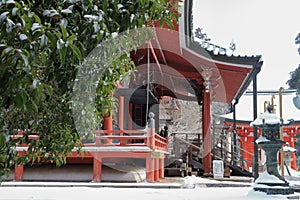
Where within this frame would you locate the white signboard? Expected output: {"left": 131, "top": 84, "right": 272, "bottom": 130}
{"left": 213, "top": 160, "right": 224, "bottom": 179}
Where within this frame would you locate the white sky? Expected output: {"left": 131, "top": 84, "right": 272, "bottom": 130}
{"left": 193, "top": 0, "right": 300, "bottom": 90}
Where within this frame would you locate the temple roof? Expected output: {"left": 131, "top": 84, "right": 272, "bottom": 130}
{"left": 128, "top": 0, "right": 263, "bottom": 107}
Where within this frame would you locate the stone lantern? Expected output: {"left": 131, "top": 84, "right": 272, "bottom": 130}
{"left": 283, "top": 143, "right": 296, "bottom": 170}
{"left": 250, "top": 107, "right": 294, "bottom": 195}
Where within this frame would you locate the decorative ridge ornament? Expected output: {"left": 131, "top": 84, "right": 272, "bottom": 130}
{"left": 201, "top": 68, "right": 212, "bottom": 92}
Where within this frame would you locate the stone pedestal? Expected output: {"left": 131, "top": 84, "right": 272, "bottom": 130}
{"left": 254, "top": 140, "right": 294, "bottom": 195}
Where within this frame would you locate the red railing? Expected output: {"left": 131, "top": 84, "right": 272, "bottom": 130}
{"left": 154, "top": 133, "right": 168, "bottom": 151}
{"left": 84, "top": 129, "right": 168, "bottom": 151}
{"left": 12, "top": 129, "right": 168, "bottom": 152}
{"left": 92, "top": 129, "right": 148, "bottom": 146}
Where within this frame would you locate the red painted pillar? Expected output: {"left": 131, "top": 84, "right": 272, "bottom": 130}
{"left": 148, "top": 128, "right": 155, "bottom": 149}
{"left": 127, "top": 103, "right": 133, "bottom": 144}
{"left": 147, "top": 113, "right": 155, "bottom": 149}
{"left": 146, "top": 155, "right": 155, "bottom": 183}
{"left": 14, "top": 164, "right": 24, "bottom": 181}
{"left": 103, "top": 114, "right": 113, "bottom": 144}
{"left": 104, "top": 114, "right": 113, "bottom": 130}
{"left": 14, "top": 151, "right": 24, "bottom": 181}
{"left": 159, "top": 157, "right": 165, "bottom": 179}
{"left": 119, "top": 96, "right": 124, "bottom": 130}
{"left": 154, "top": 158, "right": 159, "bottom": 181}
{"left": 244, "top": 136, "right": 254, "bottom": 170}
{"left": 93, "top": 153, "right": 102, "bottom": 182}
{"left": 128, "top": 103, "right": 133, "bottom": 130}
{"left": 119, "top": 96, "right": 125, "bottom": 145}
{"left": 203, "top": 89, "right": 212, "bottom": 176}
{"left": 290, "top": 137, "right": 297, "bottom": 170}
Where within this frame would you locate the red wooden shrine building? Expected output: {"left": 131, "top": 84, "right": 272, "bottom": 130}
{"left": 12, "top": 0, "right": 263, "bottom": 182}
{"left": 223, "top": 119, "right": 299, "bottom": 172}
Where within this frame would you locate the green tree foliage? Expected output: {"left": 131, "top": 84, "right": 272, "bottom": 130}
{"left": 0, "top": 0, "right": 178, "bottom": 179}
{"left": 287, "top": 33, "right": 300, "bottom": 90}
{"left": 287, "top": 65, "right": 300, "bottom": 90}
